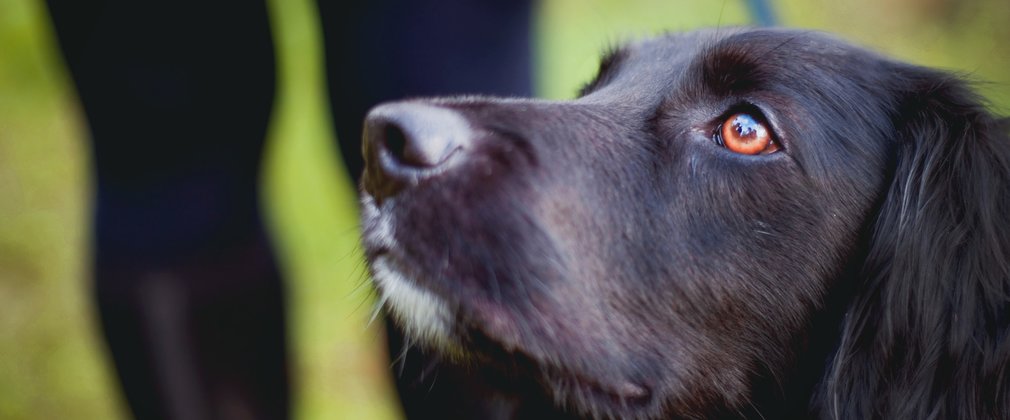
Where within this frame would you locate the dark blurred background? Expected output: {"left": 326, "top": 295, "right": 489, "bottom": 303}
{"left": 0, "top": 0, "right": 1006, "bottom": 418}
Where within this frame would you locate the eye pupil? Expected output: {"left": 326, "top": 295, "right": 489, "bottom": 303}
{"left": 719, "top": 112, "right": 777, "bottom": 155}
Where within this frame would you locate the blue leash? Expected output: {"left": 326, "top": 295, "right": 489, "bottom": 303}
{"left": 746, "top": 0, "right": 778, "bottom": 26}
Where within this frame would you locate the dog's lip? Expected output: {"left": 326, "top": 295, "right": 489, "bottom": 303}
{"left": 368, "top": 247, "right": 521, "bottom": 342}
{"left": 365, "top": 246, "right": 391, "bottom": 261}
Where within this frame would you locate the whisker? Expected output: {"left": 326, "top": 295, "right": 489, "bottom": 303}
{"left": 394, "top": 335, "right": 413, "bottom": 378}
{"left": 367, "top": 294, "right": 389, "bottom": 328}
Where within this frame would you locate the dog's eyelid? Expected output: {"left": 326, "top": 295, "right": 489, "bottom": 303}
{"left": 749, "top": 104, "right": 793, "bottom": 153}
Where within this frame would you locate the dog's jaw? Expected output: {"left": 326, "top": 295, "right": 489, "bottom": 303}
{"left": 371, "top": 255, "right": 456, "bottom": 353}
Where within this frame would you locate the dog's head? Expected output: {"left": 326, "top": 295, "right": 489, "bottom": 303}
{"left": 360, "top": 28, "right": 1010, "bottom": 419}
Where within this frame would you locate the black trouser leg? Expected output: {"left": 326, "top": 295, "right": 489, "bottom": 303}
{"left": 45, "top": 1, "right": 288, "bottom": 418}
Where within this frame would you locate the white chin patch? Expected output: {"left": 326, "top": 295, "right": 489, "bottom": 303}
{"left": 372, "top": 256, "right": 455, "bottom": 352}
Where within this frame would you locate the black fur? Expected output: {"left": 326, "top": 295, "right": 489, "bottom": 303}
{"left": 359, "top": 28, "right": 1010, "bottom": 419}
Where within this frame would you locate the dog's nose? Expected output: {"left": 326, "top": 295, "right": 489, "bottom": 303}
{"left": 362, "top": 102, "right": 473, "bottom": 202}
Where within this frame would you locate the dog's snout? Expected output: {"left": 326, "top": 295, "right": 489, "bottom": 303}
{"left": 362, "top": 102, "right": 472, "bottom": 201}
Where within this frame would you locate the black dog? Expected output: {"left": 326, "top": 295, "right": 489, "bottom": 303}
{"left": 359, "top": 28, "right": 1010, "bottom": 419}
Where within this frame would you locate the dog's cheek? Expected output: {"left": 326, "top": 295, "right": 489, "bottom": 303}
{"left": 603, "top": 156, "right": 839, "bottom": 404}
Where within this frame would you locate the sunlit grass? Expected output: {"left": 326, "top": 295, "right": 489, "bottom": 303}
{"left": 263, "top": 0, "right": 400, "bottom": 418}
{"left": 0, "top": 0, "right": 122, "bottom": 418}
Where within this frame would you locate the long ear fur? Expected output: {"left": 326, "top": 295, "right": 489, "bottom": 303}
{"left": 820, "top": 68, "right": 1010, "bottom": 419}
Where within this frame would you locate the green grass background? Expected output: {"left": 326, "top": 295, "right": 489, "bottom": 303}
{"left": 0, "top": 0, "right": 1006, "bottom": 418}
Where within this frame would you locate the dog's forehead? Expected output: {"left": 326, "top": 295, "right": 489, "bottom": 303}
{"left": 602, "top": 29, "right": 737, "bottom": 87}
{"left": 598, "top": 28, "right": 864, "bottom": 94}
{"left": 625, "top": 28, "right": 738, "bottom": 61}
{"left": 575, "top": 34, "right": 703, "bottom": 105}
{"left": 580, "top": 29, "right": 794, "bottom": 103}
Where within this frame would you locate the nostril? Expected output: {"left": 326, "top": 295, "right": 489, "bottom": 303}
{"left": 383, "top": 124, "right": 422, "bottom": 168}
{"left": 381, "top": 119, "right": 464, "bottom": 170}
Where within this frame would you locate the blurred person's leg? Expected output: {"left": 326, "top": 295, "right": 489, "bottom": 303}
{"left": 45, "top": 1, "right": 288, "bottom": 419}
{"left": 316, "top": 0, "right": 537, "bottom": 417}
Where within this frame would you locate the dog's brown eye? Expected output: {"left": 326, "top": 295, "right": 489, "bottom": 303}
{"left": 718, "top": 113, "right": 778, "bottom": 155}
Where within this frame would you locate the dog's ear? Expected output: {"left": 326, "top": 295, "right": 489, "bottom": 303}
{"left": 821, "top": 67, "right": 1010, "bottom": 419}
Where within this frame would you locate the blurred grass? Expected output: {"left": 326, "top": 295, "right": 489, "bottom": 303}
{"left": 262, "top": 0, "right": 399, "bottom": 419}
{"left": 776, "top": 0, "right": 1010, "bottom": 111}
{"left": 0, "top": 0, "right": 1006, "bottom": 419}
{"left": 536, "top": 0, "right": 749, "bottom": 99}
{"left": 0, "top": 0, "right": 121, "bottom": 418}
